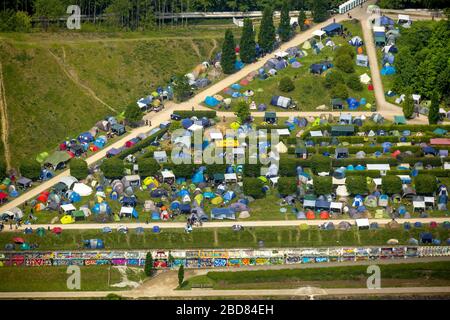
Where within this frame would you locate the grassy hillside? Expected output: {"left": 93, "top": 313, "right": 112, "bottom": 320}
{"left": 0, "top": 31, "right": 223, "bottom": 167}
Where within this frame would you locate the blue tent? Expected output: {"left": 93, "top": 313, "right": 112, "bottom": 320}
{"left": 203, "top": 192, "right": 215, "bottom": 199}
{"left": 192, "top": 171, "right": 204, "bottom": 184}
{"left": 379, "top": 15, "right": 394, "bottom": 26}
{"left": 152, "top": 226, "right": 160, "bottom": 233}
{"left": 180, "top": 203, "right": 191, "bottom": 214}
{"left": 40, "top": 169, "right": 54, "bottom": 181}
{"left": 121, "top": 196, "right": 137, "bottom": 207}
{"left": 235, "top": 60, "right": 244, "bottom": 70}
{"left": 179, "top": 189, "right": 190, "bottom": 197}
{"left": 231, "top": 83, "right": 241, "bottom": 90}
{"left": 223, "top": 191, "right": 236, "bottom": 202}
{"left": 347, "top": 98, "right": 360, "bottom": 109}
{"left": 383, "top": 53, "right": 395, "bottom": 65}
{"left": 355, "top": 165, "right": 365, "bottom": 171}
{"left": 92, "top": 202, "right": 112, "bottom": 215}
{"left": 110, "top": 191, "right": 119, "bottom": 201}
{"left": 78, "top": 132, "right": 94, "bottom": 143}
{"left": 69, "top": 192, "right": 81, "bottom": 203}
{"left": 211, "top": 207, "right": 236, "bottom": 220}
{"left": 151, "top": 212, "right": 160, "bottom": 220}
{"left": 381, "top": 66, "right": 396, "bottom": 75}
{"left": 181, "top": 118, "right": 193, "bottom": 129}
{"left": 204, "top": 96, "right": 220, "bottom": 107}
{"left": 170, "top": 201, "right": 180, "bottom": 210}
{"left": 423, "top": 146, "right": 437, "bottom": 156}
{"left": 84, "top": 239, "right": 104, "bottom": 249}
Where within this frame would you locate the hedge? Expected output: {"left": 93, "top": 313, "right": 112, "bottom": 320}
{"left": 278, "top": 177, "right": 298, "bottom": 196}
{"left": 312, "top": 176, "right": 332, "bottom": 195}
{"left": 381, "top": 176, "right": 402, "bottom": 195}
{"left": 346, "top": 176, "right": 368, "bottom": 195}
{"left": 310, "top": 154, "right": 332, "bottom": 173}
{"left": 172, "top": 111, "right": 217, "bottom": 119}
{"left": 118, "top": 128, "right": 168, "bottom": 160}
{"left": 19, "top": 159, "right": 41, "bottom": 181}
{"left": 100, "top": 158, "right": 125, "bottom": 179}
{"left": 243, "top": 178, "right": 265, "bottom": 199}
{"left": 414, "top": 174, "right": 437, "bottom": 195}
{"left": 137, "top": 158, "right": 161, "bottom": 178}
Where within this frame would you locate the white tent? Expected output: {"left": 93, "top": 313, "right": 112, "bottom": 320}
{"left": 413, "top": 200, "right": 425, "bottom": 211}
{"left": 367, "top": 164, "right": 390, "bottom": 171}
{"left": 224, "top": 173, "right": 237, "bottom": 183}
{"left": 360, "top": 73, "right": 371, "bottom": 84}
{"left": 312, "top": 30, "right": 326, "bottom": 40}
{"left": 161, "top": 170, "right": 175, "bottom": 182}
{"left": 60, "top": 176, "right": 78, "bottom": 189}
{"left": 188, "top": 123, "right": 203, "bottom": 132}
{"left": 330, "top": 202, "right": 343, "bottom": 213}
{"left": 310, "top": 131, "right": 323, "bottom": 137}
{"left": 275, "top": 141, "right": 288, "bottom": 153}
{"left": 332, "top": 177, "right": 346, "bottom": 185}
{"left": 72, "top": 183, "right": 93, "bottom": 197}
{"left": 336, "top": 185, "right": 349, "bottom": 197}
{"left": 276, "top": 129, "right": 290, "bottom": 136}
{"left": 120, "top": 206, "right": 134, "bottom": 216}
{"left": 274, "top": 51, "right": 289, "bottom": 59}
{"left": 61, "top": 203, "right": 76, "bottom": 213}
{"left": 356, "top": 218, "right": 370, "bottom": 229}
{"left": 209, "top": 131, "right": 223, "bottom": 141}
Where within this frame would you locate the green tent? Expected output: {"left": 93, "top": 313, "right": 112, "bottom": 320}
{"left": 36, "top": 152, "right": 49, "bottom": 164}
{"left": 331, "top": 125, "right": 355, "bottom": 136}
{"left": 36, "top": 227, "right": 45, "bottom": 237}
{"left": 213, "top": 173, "right": 225, "bottom": 182}
{"left": 72, "top": 210, "right": 86, "bottom": 221}
{"left": 45, "top": 151, "right": 71, "bottom": 169}
{"left": 394, "top": 115, "right": 406, "bottom": 125}
{"left": 433, "top": 128, "right": 447, "bottom": 135}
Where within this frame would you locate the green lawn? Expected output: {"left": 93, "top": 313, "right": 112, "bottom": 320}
{"left": 184, "top": 261, "right": 450, "bottom": 289}
{"left": 0, "top": 226, "right": 448, "bottom": 250}
{"left": 0, "top": 265, "right": 126, "bottom": 292}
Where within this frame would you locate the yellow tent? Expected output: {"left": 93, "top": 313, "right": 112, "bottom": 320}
{"left": 143, "top": 176, "right": 159, "bottom": 189}
{"left": 312, "top": 117, "right": 321, "bottom": 126}
{"left": 230, "top": 122, "right": 241, "bottom": 130}
{"left": 258, "top": 176, "right": 268, "bottom": 183}
{"left": 211, "top": 196, "right": 223, "bottom": 205}
{"left": 60, "top": 215, "right": 75, "bottom": 224}
{"left": 194, "top": 194, "right": 204, "bottom": 205}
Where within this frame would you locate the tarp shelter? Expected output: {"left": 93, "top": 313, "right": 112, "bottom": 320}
{"left": 111, "top": 124, "right": 126, "bottom": 136}
{"left": 61, "top": 203, "right": 76, "bottom": 214}
{"left": 322, "top": 23, "right": 343, "bottom": 36}
{"left": 72, "top": 183, "right": 92, "bottom": 197}
{"left": 312, "top": 30, "right": 326, "bottom": 40}
{"left": 224, "top": 173, "right": 237, "bottom": 183}
{"left": 44, "top": 151, "right": 71, "bottom": 170}
{"left": 122, "top": 175, "right": 141, "bottom": 188}
{"left": 356, "top": 218, "right": 370, "bottom": 230}
{"left": 378, "top": 15, "right": 394, "bottom": 26}
{"left": 264, "top": 112, "right": 277, "bottom": 123}
{"left": 331, "top": 125, "right": 354, "bottom": 136}
{"left": 331, "top": 98, "right": 344, "bottom": 110}
{"left": 270, "top": 96, "right": 292, "bottom": 109}
{"left": 211, "top": 208, "right": 235, "bottom": 220}
{"left": 17, "top": 177, "right": 32, "bottom": 189}
{"left": 394, "top": 115, "right": 406, "bottom": 125}
{"left": 153, "top": 151, "right": 168, "bottom": 163}
{"left": 356, "top": 54, "right": 368, "bottom": 67}
{"left": 161, "top": 170, "right": 175, "bottom": 183}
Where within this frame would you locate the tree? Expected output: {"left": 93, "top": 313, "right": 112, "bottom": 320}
{"left": 310, "top": 155, "right": 332, "bottom": 174}
{"left": 144, "top": 252, "right": 155, "bottom": 277}
{"left": 178, "top": 265, "right": 185, "bottom": 287}
{"left": 298, "top": 9, "right": 307, "bottom": 31}
{"left": 346, "top": 176, "right": 368, "bottom": 195}
{"left": 279, "top": 0, "right": 291, "bottom": 42}
{"left": 234, "top": 100, "right": 251, "bottom": 123}
{"left": 331, "top": 83, "right": 349, "bottom": 100}
{"left": 173, "top": 75, "right": 192, "bottom": 102}
{"left": 414, "top": 174, "right": 436, "bottom": 195}
{"left": 137, "top": 158, "right": 160, "bottom": 177}
{"left": 335, "top": 44, "right": 356, "bottom": 59}
{"left": 14, "top": 11, "right": 31, "bottom": 32}
{"left": 346, "top": 74, "right": 363, "bottom": 91}
{"left": 100, "top": 158, "right": 124, "bottom": 179}
{"left": 402, "top": 94, "right": 415, "bottom": 119}
{"left": 311, "top": 0, "right": 329, "bottom": 23}
{"left": 428, "top": 90, "right": 440, "bottom": 124}
{"left": 324, "top": 71, "right": 345, "bottom": 89}
{"left": 124, "top": 103, "right": 142, "bottom": 124}
{"left": 258, "top": 6, "right": 276, "bottom": 54}
{"left": 313, "top": 176, "right": 332, "bottom": 195}
{"left": 278, "top": 177, "right": 298, "bottom": 196}
{"left": 240, "top": 18, "right": 256, "bottom": 64}
{"left": 382, "top": 176, "right": 402, "bottom": 194}
{"left": 70, "top": 158, "right": 89, "bottom": 180}
{"left": 19, "top": 159, "right": 41, "bottom": 180}
{"left": 279, "top": 76, "right": 295, "bottom": 92}
{"left": 335, "top": 54, "right": 354, "bottom": 73}
{"left": 243, "top": 178, "right": 265, "bottom": 199}
{"left": 0, "top": 161, "right": 6, "bottom": 180}
{"left": 33, "top": 0, "right": 65, "bottom": 30}
{"left": 221, "top": 29, "right": 236, "bottom": 74}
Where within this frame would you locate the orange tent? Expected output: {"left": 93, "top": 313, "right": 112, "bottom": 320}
{"left": 320, "top": 211, "right": 330, "bottom": 219}
{"left": 306, "top": 210, "right": 315, "bottom": 220}
{"left": 357, "top": 47, "right": 363, "bottom": 54}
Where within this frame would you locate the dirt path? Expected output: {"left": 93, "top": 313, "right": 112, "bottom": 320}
{"left": 208, "top": 38, "right": 218, "bottom": 60}
{"left": 0, "top": 62, "right": 11, "bottom": 169}
{"left": 190, "top": 39, "right": 202, "bottom": 58}
{"left": 47, "top": 48, "right": 117, "bottom": 114}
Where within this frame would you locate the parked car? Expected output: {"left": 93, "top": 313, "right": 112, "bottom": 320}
{"left": 171, "top": 113, "right": 182, "bottom": 121}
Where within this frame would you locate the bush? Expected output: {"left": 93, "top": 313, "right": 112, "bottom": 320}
{"left": 324, "top": 71, "right": 345, "bottom": 89}
{"left": 330, "top": 83, "right": 349, "bottom": 100}
{"left": 346, "top": 73, "right": 363, "bottom": 91}
{"left": 278, "top": 177, "right": 298, "bottom": 196}
{"left": 19, "top": 159, "right": 41, "bottom": 180}
{"left": 0, "top": 161, "right": 6, "bottom": 180}
{"left": 137, "top": 158, "right": 160, "bottom": 178}
{"left": 335, "top": 54, "right": 354, "bottom": 73}
{"left": 414, "top": 174, "right": 437, "bottom": 195}
{"left": 346, "top": 176, "right": 368, "bottom": 195}
{"left": 243, "top": 178, "right": 265, "bottom": 199}
{"left": 403, "top": 94, "right": 415, "bottom": 119}
{"left": 69, "top": 158, "right": 89, "bottom": 180}
{"left": 381, "top": 176, "right": 402, "bottom": 195}
{"left": 100, "top": 158, "right": 124, "bottom": 179}
{"left": 243, "top": 164, "right": 262, "bottom": 177}
{"left": 164, "top": 163, "right": 196, "bottom": 178}
{"left": 310, "top": 154, "right": 332, "bottom": 174}
{"left": 313, "top": 176, "right": 332, "bottom": 195}
{"left": 335, "top": 44, "right": 356, "bottom": 59}
{"left": 124, "top": 103, "right": 142, "bottom": 124}
{"left": 279, "top": 76, "right": 295, "bottom": 92}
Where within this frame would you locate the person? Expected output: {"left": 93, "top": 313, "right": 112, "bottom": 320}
{"left": 333, "top": 18, "right": 336, "bottom": 23}
{"left": 149, "top": 120, "right": 152, "bottom": 126}
{"left": 192, "top": 106, "right": 195, "bottom": 111}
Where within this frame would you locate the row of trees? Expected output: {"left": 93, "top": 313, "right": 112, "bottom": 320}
{"left": 0, "top": 0, "right": 334, "bottom": 31}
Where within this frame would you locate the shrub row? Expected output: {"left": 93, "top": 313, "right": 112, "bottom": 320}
{"left": 118, "top": 128, "right": 168, "bottom": 160}
{"left": 172, "top": 110, "right": 217, "bottom": 118}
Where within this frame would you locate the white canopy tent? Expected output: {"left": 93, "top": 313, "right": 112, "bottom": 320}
{"left": 312, "top": 30, "right": 326, "bottom": 41}
{"left": 224, "top": 173, "right": 237, "bottom": 183}
{"left": 61, "top": 203, "right": 76, "bottom": 213}
{"left": 356, "top": 218, "right": 370, "bottom": 229}
{"left": 413, "top": 201, "right": 425, "bottom": 211}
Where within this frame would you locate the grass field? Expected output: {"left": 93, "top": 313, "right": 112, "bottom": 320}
{"left": 0, "top": 265, "right": 126, "bottom": 292}
{"left": 0, "top": 29, "right": 224, "bottom": 167}
{"left": 0, "top": 226, "right": 447, "bottom": 250}
{"left": 183, "top": 261, "right": 450, "bottom": 289}
{"left": 209, "top": 20, "right": 375, "bottom": 113}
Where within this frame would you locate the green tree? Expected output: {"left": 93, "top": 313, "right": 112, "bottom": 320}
{"left": 279, "top": 76, "right": 295, "bottom": 92}
{"left": 258, "top": 6, "right": 276, "bottom": 54}
{"left": 346, "top": 74, "right": 363, "bottom": 91}
{"left": 234, "top": 99, "right": 251, "bottom": 123}
{"left": 19, "top": 159, "right": 41, "bottom": 180}
{"left": 346, "top": 176, "right": 368, "bottom": 195}
{"left": 335, "top": 54, "right": 354, "bottom": 73}
{"left": 144, "top": 252, "right": 155, "bottom": 277}
{"left": 311, "top": 0, "right": 329, "bottom": 23}
{"left": 298, "top": 9, "right": 307, "bottom": 31}
{"left": 105, "top": 0, "right": 132, "bottom": 29}
{"left": 240, "top": 18, "right": 256, "bottom": 64}
{"left": 0, "top": 161, "right": 6, "bottom": 180}
{"left": 402, "top": 94, "right": 415, "bottom": 119}
{"left": 69, "top": 158, "right": 89, "bottom": 180}
{"left": 221, "top": 29, "right": 236, "bottom": 74}
{"left": 33, "top": 0, "right": 64, "bottom": 30}
{"left": 124, "top": 103, "right": 142, "bottom": 124}
{"left": 178, "top": 265, "right": 185, "bottom": 287}
{"left": 278, "top": 177, "right": 298, "bottom": 196}
{"left": 279, "top": 0, "right": 291, "bottom": 42}
{"left": 137, "top": 158, "right": 160, "bottom": 177}
{"left": 173, "top": 75, "right": 192, "bottom": 102}
{"left": 331, "top": 83, "right": 349, "bottom": 100}
{"left": 414, "top": 174, "right": 436, "bottom": 195}
{"left": 382, "top": 176, "right": 402, "bottom": 195}
{"left": 310, "top": 155, "right": 332, "bottom": 174}
{"left": 335, "top": 44, "right": 356, "bottom": 59}
{"left": 324, "top": 71, "right": 345, "bottom": 89}
{"left": 14, "top": 11, "right": 31, "bottom": 32}
{"left": 100, "top": 158, "right": 124, "bottom": 179}
{"left": 313, "top": 176, "right": 332, "bottom": 195}
{"left": 243, "top": 178, "right": 265, "bottom": 199}
{"left": 428, "top": 90, "right": 440, "bottom": 125}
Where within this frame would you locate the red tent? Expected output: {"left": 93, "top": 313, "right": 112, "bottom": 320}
{"left": 429, "top": 221, "right": 438, "bottom": 228}
{"left": 320, "top": 211, "right": 330, "bottom": 219}
{"left": 391, "top": 150, "right": 401, "bottom": 159}
{"left": 89, "top": 145, "right": 99, "bottom": 152}
{"left": 52, "top": 227, "right": 62, "bottom": 234}
{"left": 125, "top": 140, "right": 136, "bottom": 148}
{"left": 37, "top": 193, "right": 48, "bottom": 203}
{"left": 67, "top": 151, "right": 75, "bottom": 158}
{"left": 235, "top": 46, "right": 240, "bottom": 53}
{"left": 306, "top": 210, "right": 315, "bottom": 220}
{"left": 13, "top": 237, "right": 25, "bottom": 244}
{"left": 240, "top": 79, "right": 250, "bottom": 86}
{"left": 0, "top": 192, "right": 8, "bottom": 201}
{"left": 368, "top": 84, "right": 374, "bottom": 91}
{"left": 59, "top": 143, "right": 67, "bottom": 151}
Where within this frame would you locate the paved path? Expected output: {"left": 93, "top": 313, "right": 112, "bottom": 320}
{"left": 2, "top": 217, "right": 448, "bottom": 232}
{"left": 0, "top": 2, "right": 431, "bottom": 215}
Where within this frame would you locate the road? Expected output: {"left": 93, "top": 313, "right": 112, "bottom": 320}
{"left": 1, "top": 217, "right": 448, "bottom": 232}
{"left": 0, "top": 1, "right": 431, "bottom": 215}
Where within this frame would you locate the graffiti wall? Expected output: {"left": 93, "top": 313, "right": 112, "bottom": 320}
{"left": 0, "top": 246, "right": 449, "bottom": 269}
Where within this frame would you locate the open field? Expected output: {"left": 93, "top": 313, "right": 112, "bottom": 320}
{"left": 183, "top": 261, "right": 450, "bottom": 289}
{"left": 0, "top": 226, "right": 448, "bottom": 250}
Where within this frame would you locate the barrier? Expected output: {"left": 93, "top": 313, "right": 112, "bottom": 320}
{"left": 1, "top": 246, "right": 449, "bottom": 268}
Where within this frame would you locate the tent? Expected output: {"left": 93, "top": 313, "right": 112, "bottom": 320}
{"left": 211, "top": 208, "right": 235, "bottom": 220}
{"left": 60, "top": 215, "right": 75, "bottom": 224}
{"left": 205, "top": 96, "right": 220, "bottom": 107}
{"left": 349, "top": 36, "right": 363, "bottom": 47}
{"left": 84, "top": 239, "right": 104, "bottom": 249}
{"left": 381, "top": 66, "right": 396, "bottom": 75}
{"left": 356, "top": 54, "right": 368, "bottom": 67}
{"left": 44, "top": 151, "right": 72, "bottom": 170}
{"left": 322, "top": 23, "right": 343, "bottom": 36}
{"left": 270, "top": 96, "right": 292, "bottom": 109}
{"left": 394, "top": 115, "right": 406, "bottom": 125}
